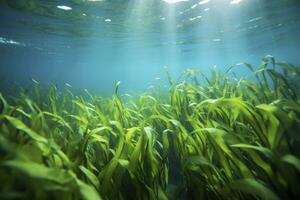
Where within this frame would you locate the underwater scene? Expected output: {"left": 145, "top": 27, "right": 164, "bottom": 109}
{"left": 1, "top": 0, "right": 300, "bottom": 199}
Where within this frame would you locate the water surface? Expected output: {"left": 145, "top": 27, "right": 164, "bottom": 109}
{"left": 0, "top": 0, "right": 299, "bottom": 92}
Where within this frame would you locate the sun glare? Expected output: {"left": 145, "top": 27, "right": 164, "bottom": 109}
{"left": 163, "top": 0, "right": 189, "bottom": 4}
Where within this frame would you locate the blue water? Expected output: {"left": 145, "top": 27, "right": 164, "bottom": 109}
{"left": 0, "top": 0, "right": 300, "bottom": 93}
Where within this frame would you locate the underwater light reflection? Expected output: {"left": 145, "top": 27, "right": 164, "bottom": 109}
{"left": 173, "top": 0, "right": 255, "bottom": 72}
{"left": 56, "top": 5, "right": 72, "bottom": 11}
{"left": 163, "top": 0, "right": 189, "bottom": 4}
{"left": 230, "top": 0, "right": 243, "bottom": 5}
{"left": 1, "top": 0, "right": 300, "bottom": 92}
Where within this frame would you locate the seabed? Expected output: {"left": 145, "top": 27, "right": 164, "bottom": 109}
{"left": 0, "top": 56, "right": 300, "bottom": 200}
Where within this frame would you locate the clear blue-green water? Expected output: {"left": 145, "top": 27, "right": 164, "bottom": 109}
{"left": 0, "top": 0, "right": 300, "bottom": 92}
{"left": 1, "top": 1, "right": 300, "bottom": 200}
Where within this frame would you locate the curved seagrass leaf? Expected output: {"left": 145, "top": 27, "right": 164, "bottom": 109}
{"left": 3, "top": 158, "right": 102, "bottom": 200}
{"left": 230, "top": 144, "right": 273, "bottom": 159}
{"left": 267, "top": 69, "right": 297, "bottom": 99}
{"left": 4, "top": 115, "right": 48, "bottom": 143}
{"left": 281, "top": 154, "right": 300, "bottom": 172}
{"left": 42, "top": 111, "right": 73, "bottom": 132}
{"left": 79, "top": 165, "right": 100, "bottom": 189}
{"left": 276, "top": 62, "right": 300, "bottom": 76}
{"left": 225, "top": 62, "right": 255, "bottom": 74}
{"left": 76, "top": 179, "right": 103, "bottom": 200}
{"left": 125, "top": 127, "right": 140, "bottom": 143}
{"left": 2, "top": 160, "right": 73, "bottom": 185}
{"left": 221, "top": 178, "right": 279, "bottom": 200}
{"left": 114, "top": 81, "right": 121, "bottom": 96}
{"left": 256, "top": 104, "right": 284, "bottom": 150}
{"left": 183, "top": 156, "right": 216, "bottom": 171}
{"left": 0, "top": 93, "right": 8, "bottom": 115}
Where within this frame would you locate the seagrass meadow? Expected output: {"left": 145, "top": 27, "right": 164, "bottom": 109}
{"left": 0, "top": 56, "right": 299, "bottom": 200}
